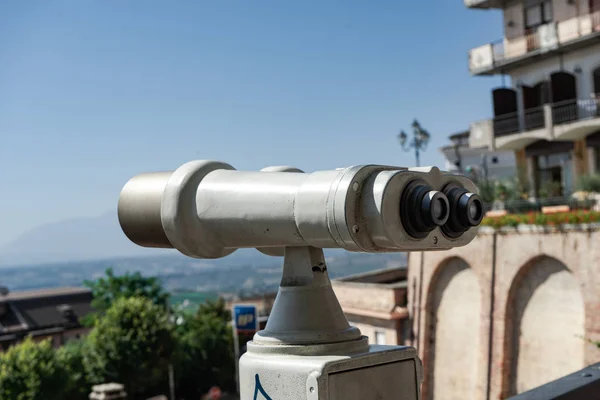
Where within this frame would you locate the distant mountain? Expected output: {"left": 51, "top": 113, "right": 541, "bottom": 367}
{"left": 0, "top": 210, "right": 170, "bottom": 267}
{"left": 0, "top": 210, "right": 407, "bottom": 286}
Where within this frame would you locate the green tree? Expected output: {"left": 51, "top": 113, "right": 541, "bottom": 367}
{"left": 56, "top": 339, "right": 99, "bottom": 400}
{"left": 0, "top": 338, "right": 69, "bottom": 400}
{"left": 83, "top": 268, "right": 169, "bottom": 324}
{"left": 174, "top": 298, "right": 235, "bottom": 398}
{"left": 197, "top": 297, "right": 232, "bottom": 322}
{"left": 86, "top": 296, "right": 174, "bottom": 399}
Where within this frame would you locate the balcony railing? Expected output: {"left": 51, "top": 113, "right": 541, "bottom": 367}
{"left": 493, "top": 111, "right": 519, "bottom": 136}
{"left": 470, "top": 11, "right": 600, "bottom": 74}
{"left": 524, "top": 106, "right": 545, "bottom": 131}
{"left": 553, "top": 97, "right": 600, "bottom": 125}
{"left": 492, "top": 96, "right": 600, "bottom": 137}
{"left": 524, "top": 29, "right": 540, "bottom": 53}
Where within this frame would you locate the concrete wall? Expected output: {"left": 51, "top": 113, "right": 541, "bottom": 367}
{"left": 347, "top": 319, "right": 399, "bottom": 346}
{"left": 333, "top": 283, "right": 398, "bottom": 313}
{"left": 439, "top": 146, "right": 516, "bottom": 181}
{"left": 508, "top": 256, "right": 585, "bottom": 394}
{"left": 510, "top": 42, "right": 600, "bottom": 98}
{"left": 408, "top": 227, "right": 600, "bottom": 399}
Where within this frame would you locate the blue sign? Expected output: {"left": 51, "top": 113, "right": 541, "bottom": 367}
{"left": 233, "top": 304, "right": 258, "bottom": 332}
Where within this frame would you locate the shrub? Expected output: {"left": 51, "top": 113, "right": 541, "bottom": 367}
{"left": 0, "top": 338, "right": 70, "bottom": 400}
{"left": 482, "top": 210, "right": 600, "bottom": 228}
{"left": 577, "top": 173, "right": 600, "bottom": 192}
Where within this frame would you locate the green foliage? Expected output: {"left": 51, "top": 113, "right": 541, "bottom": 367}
{"left": 538, "top": 181, "right": 563, "bottom": 198}
{"left": 0, "top": 270, "right": 236, "bottom": 400}
{"left": 481, "top": 210, "right": 600, "bottom": 229}
{"left": 55, "top": 339, "right": 98, "bottom": 400}
{"left": 0, "top": 338, "right": 69, "bottom": 400}
{"left": 477, "top": 180, "right": 496, "bottom": 204}
{"left": 577, "top": 173, "right": 600, "bottom": 192}
{"left": 87, "top": 296, "right": 174, "bottom": 398}
{"left": 476, "top": 178, "right": 521, "bottom": 204}
{"left": 174, "top": 298, "right": 235, "bottom": 398}
{"left": 197, "top": 297, "right": 232, "bottom": 322}
{"left": 83, "top": 267, "right": 170, "bottom": 324}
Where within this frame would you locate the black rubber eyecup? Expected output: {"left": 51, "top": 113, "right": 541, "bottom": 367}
{"left": 421, "top": 190, "right": 450, "bottom": 228}
{"left": 458, "top": 193, "right": 484, "bottom": 227}
{"left": 442, "top": 183, "right": 484, "bottom": 239}
{"left": 400, "top": 180, "right": 450, "bottom": 239}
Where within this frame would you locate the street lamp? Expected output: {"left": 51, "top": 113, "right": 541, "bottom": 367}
{"left": 397, "top": 119, "right": 431, "bottom": 167}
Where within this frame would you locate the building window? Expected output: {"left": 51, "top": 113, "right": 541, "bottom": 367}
{"left": 525, "top": 1, "right": 552, "bottom": 29}
{"left": 374, "top": 330, "right": 387, "bottom": 345}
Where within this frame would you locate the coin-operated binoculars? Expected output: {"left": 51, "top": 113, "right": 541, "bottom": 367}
{"left": 118, "top": 161, "right": 483, "bottom": 400}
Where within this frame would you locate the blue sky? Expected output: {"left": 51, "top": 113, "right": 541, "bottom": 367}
{"left": 0, "top": 1, "right": 503, "bottom": 246}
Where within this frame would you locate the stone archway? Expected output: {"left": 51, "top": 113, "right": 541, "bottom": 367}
{"left": 425, "top": 257, "right": 482, "bottom": 400}
{"left": 505, "top": 256, "right": 585, "bottom": 396}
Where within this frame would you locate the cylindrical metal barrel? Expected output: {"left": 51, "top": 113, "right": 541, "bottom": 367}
{"left": 118, "top": 171, "right": 174, "bottom": 248}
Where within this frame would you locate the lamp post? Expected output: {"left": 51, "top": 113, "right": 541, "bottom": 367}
{"left": 397, "top": 119, "right": 431, "bottom": 167}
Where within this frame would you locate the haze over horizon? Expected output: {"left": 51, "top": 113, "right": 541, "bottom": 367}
{"left": 0, "top": 1, "right": 503, "bottom": 252}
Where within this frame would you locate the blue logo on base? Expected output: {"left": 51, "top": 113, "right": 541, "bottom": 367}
{"left": 253, "top": 374, "right": 273, "bottom": 400}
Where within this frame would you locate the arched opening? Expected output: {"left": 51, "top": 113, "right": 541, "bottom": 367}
{"left": 551, "top": 72, "right": 578, "bottom": 124}
{"left": 503, "top": 256, "right": 585, "bottom": 397}
{"left": 424, "top": 258, "right": 482, "bottom": 400}
{"left": 492, "top": 88, "right": 519, "bottom": 136}
{"left": 522, "top": 81, "right": 549, "bottom": 130}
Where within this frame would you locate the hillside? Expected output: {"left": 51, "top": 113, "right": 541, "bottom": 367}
{"left": 0, "top": 249, "right": 407, "bottom": 295}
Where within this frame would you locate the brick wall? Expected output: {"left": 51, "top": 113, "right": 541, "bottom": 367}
{"left": 408, "top": 227, "right": 600, "bottom": 400}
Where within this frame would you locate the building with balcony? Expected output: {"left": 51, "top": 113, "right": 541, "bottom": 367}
{"left": 439, "top": 130, "right": 517, "bottom": 181}
{"left": 467, "top": 0, "right": 600, "bottom": 197}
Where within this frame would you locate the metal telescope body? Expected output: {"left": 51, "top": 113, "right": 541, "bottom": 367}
{"left": 118, "top": 160, "right": 483, "bottom": 400}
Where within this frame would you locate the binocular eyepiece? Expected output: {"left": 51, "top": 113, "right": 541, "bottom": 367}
{"left": 118, "top": 161, "right": 483, "bottom": 258}
{"left": 400, "top": 180, "right": 482, "bottom": 240}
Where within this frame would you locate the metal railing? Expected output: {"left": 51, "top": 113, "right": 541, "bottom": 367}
{"left": 552, "top": 99, "right": 579, "bottom": 125}
{"left": 553, "top": 97, "right": 600, "bottom": 125}
{"left": 492, "top": 96, "right": 600, "bottom": 137}
{"left": 523, "top": 106, "right": 545, "bottom": 131}
{"left": 507, "top": 362, "right": 600, "bottom": 400}
{"left": 493, "top": 111, "right": 519, "bottom": 136}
